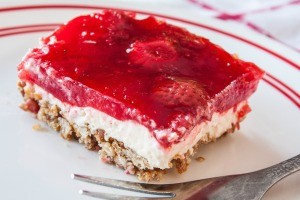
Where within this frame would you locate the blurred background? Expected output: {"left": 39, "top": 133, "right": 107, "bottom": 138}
{"left": 118, "top": 0, "right": 300, "bottom": 51}
{"left": 2, "top": 0, "right": 300, "bottom": 52}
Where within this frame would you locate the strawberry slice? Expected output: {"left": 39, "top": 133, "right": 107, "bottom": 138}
{"left": 136, "top": 16, "right": 164, "bottom": 31}
{"left": 152, "top": 76, "right": 208, "bottom": 107}
{"left": 128, "top": 39, "right": 177, "bottom": 70}
{"left": 152, "top": 76, "right": 210, "bottom": 137}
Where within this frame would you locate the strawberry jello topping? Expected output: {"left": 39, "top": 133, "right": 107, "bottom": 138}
{"left": 18, "top": 10, "right": 264, "bottom": 148}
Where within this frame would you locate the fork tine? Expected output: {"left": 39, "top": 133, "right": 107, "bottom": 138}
{"left": 72, "top": 174, "right": 175, "bottom": 197}
{"left": 80, "top": 190, "right": 172, "bottom": 200}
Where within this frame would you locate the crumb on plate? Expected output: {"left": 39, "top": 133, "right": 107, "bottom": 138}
{"left": 195, "top": 156, "right": 205, "bottom": 162}
{"left": 32, "top": 124, "right": 42, "bottom": 131}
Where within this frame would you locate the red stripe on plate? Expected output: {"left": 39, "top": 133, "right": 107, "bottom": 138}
{"left": 0, "top": 28, "right": 56, "bottom": 38}
{"left": 265, "top": 73, "right": 300, "bottom": 99}
{"left": 0, "top": 4, "right": 299, "bottom": 71}
{"left": 263, "top": 77, "right": 300, "bottom": 108}
{"left": 0, "top": 26, "right": 299, "bottom": 108}
{"left": 0, "top": 24, "right": 61, "bottom": 32}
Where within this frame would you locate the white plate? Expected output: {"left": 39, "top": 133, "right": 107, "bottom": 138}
{"left": 0, "top": 2, "right": 299, "bottom": 200}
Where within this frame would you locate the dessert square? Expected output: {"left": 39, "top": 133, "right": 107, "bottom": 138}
{"left": 18, "top": 10, "right": 264, "bottom": 181}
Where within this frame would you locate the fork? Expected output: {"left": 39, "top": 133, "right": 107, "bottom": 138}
{"left": 72, "top": 154, "right": 300, "bottom": 200}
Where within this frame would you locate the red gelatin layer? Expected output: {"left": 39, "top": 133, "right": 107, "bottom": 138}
{"left": 18, "top": 10, "right": 264, "bottom": 147}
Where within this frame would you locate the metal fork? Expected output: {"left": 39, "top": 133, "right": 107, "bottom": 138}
{"left": 72, "top": 154, "right": 300, "bottom": 200}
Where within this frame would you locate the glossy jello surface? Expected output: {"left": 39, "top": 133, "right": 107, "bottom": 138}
{"left": 18, "top": 10, "right": 264, "bottom": 147}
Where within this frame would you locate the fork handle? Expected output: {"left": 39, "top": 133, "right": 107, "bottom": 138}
{"left": 261, "top": 154, "right": 300, "bottom": 184}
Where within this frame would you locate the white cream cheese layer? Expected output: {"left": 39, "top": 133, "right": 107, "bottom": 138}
{"left": 31, "top": 84, "right": 246, "bottom": 170}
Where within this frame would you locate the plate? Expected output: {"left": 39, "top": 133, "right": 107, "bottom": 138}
{"left": 0, "top": 2, "right": 299, "bottom": 200}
